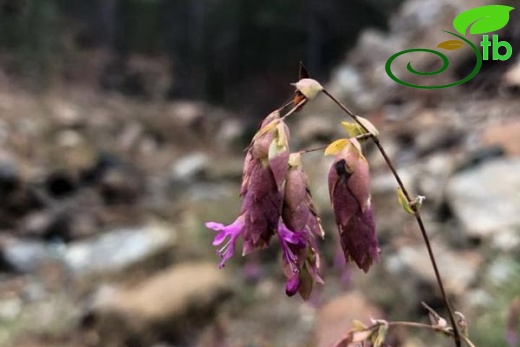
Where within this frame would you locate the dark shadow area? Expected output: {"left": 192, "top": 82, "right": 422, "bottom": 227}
{"left": 0, "top": 0, "right": 401, "bottom": 117}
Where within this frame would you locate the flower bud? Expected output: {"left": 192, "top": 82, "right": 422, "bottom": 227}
{"left": 291, "top": 78, "right": 324, "bottom": 100}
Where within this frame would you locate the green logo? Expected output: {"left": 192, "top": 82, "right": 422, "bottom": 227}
{"left": 385, "top": 5, "right": 515, "bottom": 89}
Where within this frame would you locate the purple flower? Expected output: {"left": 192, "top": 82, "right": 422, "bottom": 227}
{"left": 328, "top": 139, "right": 379, "bottom": 272}
{"left": 279, "top": 154, "right": 324, "bottom": 299}
{"left": 277, "top": 222, "right": 306, "bottom": 296}
{"left": 206, "top": 217, "right": 244, "bottom": 268}
{"left": 206, "top": 111, "right": 290, "bottom": 267}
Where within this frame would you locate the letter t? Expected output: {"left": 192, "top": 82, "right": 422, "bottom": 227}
{"left": 480, "top": 35, "right": 491, "bottom": 60}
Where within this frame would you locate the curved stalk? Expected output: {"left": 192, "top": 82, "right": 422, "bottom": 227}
{"left": 322, "top": 89, "right": 462, "bottom": 347}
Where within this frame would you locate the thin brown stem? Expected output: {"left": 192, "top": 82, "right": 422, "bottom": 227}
{"left": 281, "top": 99, "right": 307, "bottom": 121}
{"left": 278, "top": 98, "right": 295, "bottom": 112}
{"left": 299, "top": 145, "right": 328, "bottom": 155}
{"left": 388, "top": 322, "right": 476, "bottom": 347}
{"left": 323, "top": 89, "right": 462, "bottom": 347}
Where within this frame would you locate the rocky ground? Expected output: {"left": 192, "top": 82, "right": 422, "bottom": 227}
{"left": 0, "top": 0, "right": 519, "bottom": 346}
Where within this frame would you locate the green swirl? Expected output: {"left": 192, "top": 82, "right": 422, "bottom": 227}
{"left": 385, "top": 31, "right": 482, "bottom": 89}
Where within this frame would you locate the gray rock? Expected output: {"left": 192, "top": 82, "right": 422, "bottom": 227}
{"left": 170, "top": 152, "right": 209, "bottom": 182}
{"left": 416, "top": 153, "right": 456, "bottom": 206}
{"left": 386, "top": 243, "right": 482, "bottom": 295}
{"left": 446, "top": 158, "right": 520, "bottom": 250}
{"left": 0, "top": 237, "right": 59, "bottom": 273}
{"left": 214, "top": 118, "right": 244, "bottom": 150}
{"left": 64, "top": 220, "right": 176, "bottom": 277}
{"left": 294, "top": 116, "right": 338, "bottom": 144}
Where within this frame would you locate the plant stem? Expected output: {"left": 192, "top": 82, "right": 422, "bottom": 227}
{"left": 281, "top": 99, "right": 307, "bottom": 120}
{"left": 323, "top": 89, "right": 462, "bottom": 347}
{"left": 299, "top": 134, "right": 370, "bottom": 155}
{"left": 279, "top": 98, "right": 295, "bottom": 111}
{"left": 387, "top": 322, "right": 476, "bottom": 347}
{"left": 299, "top": 145, "right": 328, "bottom": 155}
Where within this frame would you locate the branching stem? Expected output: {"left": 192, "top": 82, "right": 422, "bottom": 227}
{"left": 281, "top": 99, "right": 307, "bottom": 120}
{"left": 387, "top": 322, "right": 476, "bottom": 347}
{"left": 322, "top": 89, "right": 462, "bottom": 347}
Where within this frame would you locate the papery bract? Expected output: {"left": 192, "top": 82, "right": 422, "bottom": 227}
{"left": 207, "top": 110, "right": 290, "bottom": 267}
{"left": 328, "top": 139, "right": 379, "bottom": 272}
{"left": 279, "top": 153, "right": 324, "bottom": 299}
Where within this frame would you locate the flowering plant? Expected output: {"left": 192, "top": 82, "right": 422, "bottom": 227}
{"left": 206, "top": 64, "right": 476, "bottom": 347}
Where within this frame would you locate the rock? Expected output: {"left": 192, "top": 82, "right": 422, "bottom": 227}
{"left": 0, "top": 153, "right": 20, "bottom": 195}
{"left": 446, "top": 158, "right": 520, "bottom": 250}
{"left": 414, "top": 125, "right": 463, "bottom": 157}
{"left": 416, "top": 153, "right": 457, "bottom": 206}
{"left": 53, "top": 130, "right": 97, "bottom": 173}
{"left": 313, "top": 292, "right": 383, "bottom": 347}
{"left": 371, "top": 169, "right": 415, "bottom": 196}
{"left": 386, "top": 243, "right": 482, "bottom": 295}
{"left": 480, "top": 120, "right": 520, "bottom": 156}
{"left": 98, "top": 165, "right": 143, "bottom": 205}
{"left": 486, "top": 256, "right": 520, "bottom": 287}
{"left": 207, "top": 157, "right": 244, "bottom": 181}
{"left": 214, "top": 118, "right": 245, "bottom": 150}
{"left": 216, "top": 278, "right": 314, "bottom": 347}
{"left": 0, "top": 237, "right": 58, "bottom": 273}
{"left": 86, "top": 262, "right": 232, "bottom": 345}
{"left": 50, "top": 100, "right": 84, "bottom": 128}
{"left": 503, "top": 58, "right": 520, "bottom": 88}
{"left": 295, "top": 116, "right": 338, "bottom": 144}
{"left": 167, "top": 102, "right": 205, "bottom": 128}
{"left": 64, "top": 219, "right": 176, "bottom": 278}
{"left": 455, "top": 146, "right": 505, "bottom": 172}
{"left": 170, "top": 152, "right": 210, "bottom": 182}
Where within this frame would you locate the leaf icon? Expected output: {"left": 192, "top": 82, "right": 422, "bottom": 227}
{"left": 437, "top": 39, "right": 464, "bottom": 50}
{"left": 453, "top": 5, "right": 514, "bottom": 35}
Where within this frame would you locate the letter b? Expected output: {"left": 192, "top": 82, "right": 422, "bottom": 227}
{"left": 492, "top": 35, "right": 512, "bottom": 61}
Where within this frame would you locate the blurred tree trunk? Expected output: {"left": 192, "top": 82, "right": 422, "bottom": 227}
{"left": 306, "top": 0, "right": 323, "bottom": 77}
{"left": 162, "top": 0, "right": 206, "bottom": 100}
{"left": 0, "top": 0, "right": 61, "bottom": 90}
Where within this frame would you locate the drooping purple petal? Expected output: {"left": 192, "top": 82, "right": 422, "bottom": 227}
{"left": 285, "top": 273, "right": 300, "bottom": 296}
{"left": 278, "top": 222, "right": 306, "bottom": 264}
{"left": 206, "top": 217, "right": 245, "bottom": 268}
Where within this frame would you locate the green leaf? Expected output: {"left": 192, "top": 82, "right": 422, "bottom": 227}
{"left": 351, "top": 320, "right": 368, "bottom": 331}
{"left": 453, "top": 5, "right": 514, "bottom": 35}
{"left": 396, "top": 187, "right": 414, "bottom": 214}
{"left": 341, "top": 121, "right": 363, "bottom": 137}
{"left": 324, "top": 139, "right": 349, "bottom": 156}
{"left": 437, "top": 39, "right": 464, "bottom": 50}
{"left": 372, "top": 323, "right": 388, "bottom": 347}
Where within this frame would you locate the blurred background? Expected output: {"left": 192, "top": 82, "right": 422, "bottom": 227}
{"left": 0, "top": 0, "right": 519, "bottom": 346}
